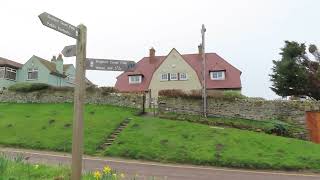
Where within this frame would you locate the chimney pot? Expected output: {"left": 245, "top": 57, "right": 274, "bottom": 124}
{"left": 198, "top": 44, "right": 203, "bottom": 54}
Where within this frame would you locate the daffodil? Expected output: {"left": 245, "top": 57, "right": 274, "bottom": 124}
{"left": 120, "top": 173, "right": 125, "bottom": 178}
{"left": 103, "top": 166, "right": 111, "bottom": 174}
{"left": 94, "top": 171, "right": 102, "bottom": 180}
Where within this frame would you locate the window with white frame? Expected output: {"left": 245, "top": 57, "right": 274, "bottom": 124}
{"left": 27, "top": 68, "right": 38, "bottom": 80}
{"left": 160, "top": 73, "right": 168, "bottom": 81}
{"left": 0, "top": 67, "right": 4, "bottom": 79}
{"left": 179, "top": 73, "right": 188, "bottom": 80}
{"left": 170, "top": 73, "right": 178, "bottom": 81}
{"left": 5, "top": 67, "right": 17, "bottom": 80}
{"left": 129, "top": 75, "right": 142, "bottom": 84}
{"left": 210, "top": 71, "right": 225, "bottom": 80}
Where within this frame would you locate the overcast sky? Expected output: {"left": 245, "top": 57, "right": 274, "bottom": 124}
{"left": 1, "top": 0, "right": 319, "bottom": 99}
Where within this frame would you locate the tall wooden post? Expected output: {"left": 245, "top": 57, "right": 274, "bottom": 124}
{"left": 201, "top": 24, "right": 207, "bottom": 118}
{"left": 71, "top": 24, "right": 87, "bottom": 180}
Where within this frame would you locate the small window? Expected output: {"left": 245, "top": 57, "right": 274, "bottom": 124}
{"left": 129, "top": 75, "right": 142, "bottom": 84}
{"left": 28, "top": 68, "right": 38, "bottom": 80}
{"left": 160, "top": 73, "right": 168, "bottom": 81}
{"left": 0, "top": 67, "right": 5, "bottom": 79}
{"left": 5, "top": 67, "right": 17, "bottom": 81}
{"left": 170, "top": 73, "right": 178, "bottom": 81}
{"left": 210, "top": 71, "right": 225, "bottom": 80}
{"left": 179, "top": 73, "right": 188, "bottom": 80}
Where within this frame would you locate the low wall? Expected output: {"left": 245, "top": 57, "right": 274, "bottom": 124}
{"left": 0, "top": 90, "right": 143, "bottom": 109}
{"left": 158, "top": 96, "right": 320, "bottom": 139}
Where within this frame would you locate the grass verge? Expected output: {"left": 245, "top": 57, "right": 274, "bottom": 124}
{"left": 106, "top": 116, "right": 320, "bottom": 171}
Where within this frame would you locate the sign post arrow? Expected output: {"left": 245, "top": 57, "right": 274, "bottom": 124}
{"left": 38, "top": 12, "right": 79, "bottom": 39}
{"left": 62, "top": 45, "right": 77, "bottom": 57}
{"left": 86, "top": 58, "right": 135, "bottom": 71}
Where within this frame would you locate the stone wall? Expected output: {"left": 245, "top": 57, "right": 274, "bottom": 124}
{"left": 158, "top": 96, "right": 320, "bottom": 137}
{"left": 0, "top": 90, "right": 143, "bottom": 109}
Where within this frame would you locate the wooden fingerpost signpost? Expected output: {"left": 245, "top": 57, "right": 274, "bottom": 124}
{"left": 39, "top": 12, "right": 135, "bottom": 180}
{"left": 39, "top": 12, "right": 86, "bottom": 180}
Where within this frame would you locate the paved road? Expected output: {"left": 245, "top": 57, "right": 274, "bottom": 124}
{"left": 0, "top": 147, "right": 319, "bottom": 180}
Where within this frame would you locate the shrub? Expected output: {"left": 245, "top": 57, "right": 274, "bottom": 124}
{"left": 8, "top": 83, "right": 49, "bottom": 92}
{"left": 159, "top": 89, "right": 246, "bottom": 100}
{"left": 222, "top": 91, "right": 246, "bottom": 100}
{"left": 48, "top": 86, "right": 74, "bottom": 92}
{"left": 267, "top": 123, "right": 290, "bottom": 136}
{"left": 99, "top": 86, "right": 117, "bottom": 96}
{"left": 159, "top": 89, "right": 189, "bottom": 97}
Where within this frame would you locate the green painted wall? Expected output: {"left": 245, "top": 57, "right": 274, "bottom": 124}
{"left": 18, "top": 56, "right": 50, "bottom": 84}
{"left": 1, "top": 56, "right": 76, "bottom": 89}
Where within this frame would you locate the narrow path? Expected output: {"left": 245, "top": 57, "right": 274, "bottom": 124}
{"left": 98, "top": 117, "right": 131, "bottom": 150}
{"left": 0, "top": 147, "right": 319, "bottom": 180}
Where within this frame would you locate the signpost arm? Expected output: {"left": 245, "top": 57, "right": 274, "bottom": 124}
{"left": 71, "top": 24, "right": 87, "bottom": 180}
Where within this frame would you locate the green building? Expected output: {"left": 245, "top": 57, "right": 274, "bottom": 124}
{"left": 0, "top": 55, "right": 78, "bottom": 90}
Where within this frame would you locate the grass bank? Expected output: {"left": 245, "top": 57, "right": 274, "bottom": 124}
{"left": 106, "top": 117, "right": 320, "bottom": 171}
{"left": 1, "top": 103, "right": 320, "bottom": 171}
{"left": 0, "top": 103, "right": 137, "bottom": 154}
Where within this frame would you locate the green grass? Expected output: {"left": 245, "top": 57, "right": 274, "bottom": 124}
{"left": 1, "top": 103, "right": 320, "bottom": 171}
{"left": 0, "top": 155, "right": 70, "bottom": 180}
{"left": 159, "top": 112, "right": 304, "bottom": 138}
{"left": 106, "top": 116, "right": 320, "bottom": 171}
{"left": 0, "top": 103, "right": 137, "bottom": 154}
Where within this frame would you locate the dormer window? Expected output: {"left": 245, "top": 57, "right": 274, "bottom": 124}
{"left": 210, "top": 70, "right": 225, "bottom": 80}
{"left": 129, "top": 75, "right": 142, "bottom": 84}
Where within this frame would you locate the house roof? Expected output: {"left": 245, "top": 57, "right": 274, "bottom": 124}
{"left": 0, "top": 57, "right": 23, "bottom": 68}
{"left": 33, "top": 55, "right": 74, "bottom": 78}
{"left": 115, "top": 49, "right": 242, "bottom": 92}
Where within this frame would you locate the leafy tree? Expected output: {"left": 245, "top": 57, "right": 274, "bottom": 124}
{"left": 270, "top": 41, "right": 320, "bottom": 100}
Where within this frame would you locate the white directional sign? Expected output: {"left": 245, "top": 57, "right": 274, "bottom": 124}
{"left": 62, "top": 45, "right": 77, "bottom": 57}
{"left": 86, "top": 58, "right": 135, "bottom": 71}
{"left": 38, "top": 12, "right": 79, "bottom": 39}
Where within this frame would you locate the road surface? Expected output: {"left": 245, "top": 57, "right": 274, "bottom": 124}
{"left": 0, "top": 147, "right": 319, "bottom": 180}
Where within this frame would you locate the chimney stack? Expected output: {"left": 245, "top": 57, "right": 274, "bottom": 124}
{"left": 150, "top": 47, "right": 155, "bottom": 58}
{"left": 198, "top": 44, "right": 203, "bottom": 54}
{"left": 51, "top": 56, "right": 57, "bottom": 62}
{"left": 149, "top": 47, "right": 156, "bottom": 63}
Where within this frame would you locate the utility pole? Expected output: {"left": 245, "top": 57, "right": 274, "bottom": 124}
{"left": 201, "top": 24, "right": 207, "bottom": 118}
{"left": 71, "top": 24, "right": 87, "bottom": 180}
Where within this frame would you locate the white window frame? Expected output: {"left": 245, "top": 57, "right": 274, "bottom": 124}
{"left": 170, "top": 73, "right": 178, "bottom": 81}
{"left": 179, "top": 73, "right": 188, "bottom": 81}
{"left": 0, "top": 67, "right": 5, "bottom": 79}
{"left": 160, "top": 73, "right": 169, "bottom": 81}
{"left": 210, "top": 71, "right": 225, "bottom": 80}
{"left": 5, "top": 67, "right": 17, "bottom": 81}
{"left": 27, "top": 68, "right": 38, "bottom": 80}
{"left": 129, "top": 75, "right": 142, "bottom": 84}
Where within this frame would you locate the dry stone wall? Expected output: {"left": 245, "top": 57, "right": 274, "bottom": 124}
{"left": 0, "top": 90, "right": 143, "bottom": 109}
{"left": 158, "top": 96, "right": 320, "bottom": 132}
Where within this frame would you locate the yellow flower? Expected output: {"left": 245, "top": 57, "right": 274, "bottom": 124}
{"left": 94, "top": 171, "right": 102, "bottom": 180}
{"left": 34, "top": 164, "right": 39, "bottom": 169}
{"left": 120, "top": 173, "right": 125, "bottom": 178}
{"left": 103, "top": 166, "right": 111, "bottom": 174}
